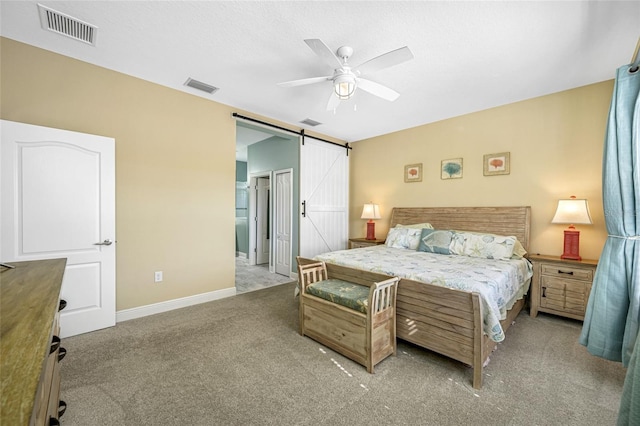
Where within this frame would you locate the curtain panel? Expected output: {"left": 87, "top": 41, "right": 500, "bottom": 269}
{"left": 579, "top": 63, "right": 640, "bottom": 365}
{"left": 578, "top": 61, "right": 639, "bottom": 426}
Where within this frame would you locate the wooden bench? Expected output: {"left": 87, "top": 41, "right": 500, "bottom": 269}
{"left": 297, "top": 257, "right": 399, "bottom": 373}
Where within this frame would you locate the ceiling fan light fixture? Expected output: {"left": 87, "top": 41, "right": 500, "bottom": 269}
{"left": 334, "top": 74, "right": 357, "bottom": 100}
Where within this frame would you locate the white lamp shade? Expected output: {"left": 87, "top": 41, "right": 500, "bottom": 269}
{"left": 551, "top": 198, "right": 593, "bottom": 225}
{"left": 361, "top": 203, "right": 381, "bottom": 220}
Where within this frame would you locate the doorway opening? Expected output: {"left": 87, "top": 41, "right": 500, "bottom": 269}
{"left": 235, "top": 121, "right": 299, "bottom": 292}
{"left": 249, "top": 172, "right": 271, "bottom": 267}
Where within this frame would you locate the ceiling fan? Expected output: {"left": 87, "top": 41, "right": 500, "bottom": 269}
{"left": 277, "top": 39, "right": 414, "bottom": 111}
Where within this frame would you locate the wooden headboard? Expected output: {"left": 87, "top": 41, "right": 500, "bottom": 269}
{"left": 389, "top": 206, "right": 531, "bottom": 250}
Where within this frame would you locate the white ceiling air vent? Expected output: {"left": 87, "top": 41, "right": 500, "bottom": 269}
{"left": 184, "top": 78, "right": 219, "bottom": 94}
{"left": 300, "top": 118, "right": 322, "bottom": 127}
{"left": 38, "top": 4, "right": 97, "bottom": 46}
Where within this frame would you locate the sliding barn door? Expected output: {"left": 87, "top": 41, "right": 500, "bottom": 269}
{"left": 299, "top": 137, "right": 349, "bottom": 258}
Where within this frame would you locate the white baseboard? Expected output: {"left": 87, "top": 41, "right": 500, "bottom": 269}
{"left": 116, "top": 286, "right": 237, "bottom": 323}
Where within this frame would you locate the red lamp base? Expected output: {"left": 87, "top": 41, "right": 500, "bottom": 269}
{"left": 366, "top": 220, "right": 376, "bottom": 240}
{"left": 560, "top": 227, "right": 581, "bottom": 261}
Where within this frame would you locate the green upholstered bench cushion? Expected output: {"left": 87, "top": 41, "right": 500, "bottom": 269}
{"left": 306, "top": 279, "right": 370, "bottom": 314}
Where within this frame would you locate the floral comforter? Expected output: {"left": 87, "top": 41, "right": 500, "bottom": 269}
{"left": 315, "top": 246, "right": 533, "bottom": 342}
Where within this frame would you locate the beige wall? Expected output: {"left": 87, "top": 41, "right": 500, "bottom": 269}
{"left": 2, "top": 37, "right": 611, "bottom": 313}
{"left": 1, "top": 38, "right": 236, "bottom": 310}
{"left": 350, "top": 81, "right": 613, "bottom": 261}
{"left": 0, "top": 38, "right": 340, "bottom": 311}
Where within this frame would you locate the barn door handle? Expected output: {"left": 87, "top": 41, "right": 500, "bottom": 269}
{"left": 301, "top": 201, "right": 306, "bottom": 217}
{"left": 94, "top": 239, "right": 113, "bottom": 246}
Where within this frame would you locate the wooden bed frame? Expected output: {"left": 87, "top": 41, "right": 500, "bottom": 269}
{"left": 306, "top": 206, "right": 531, "bottom": 389}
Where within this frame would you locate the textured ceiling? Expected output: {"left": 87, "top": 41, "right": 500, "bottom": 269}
{"left": 1, "top": 1, "right": 639, "bottom": 145}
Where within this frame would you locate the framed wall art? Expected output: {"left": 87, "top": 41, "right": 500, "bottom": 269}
{"left": 484, "top": 152, "right": 510, "bottom": 176}
{"left": 441, "top": 158, "right": 463, "bottom": 180}
{"left": 404, "top": 163, "right": 422, "bottom": 183}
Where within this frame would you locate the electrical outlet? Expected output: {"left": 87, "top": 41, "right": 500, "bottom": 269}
{"left": 154, "top": 271, "right": 163, "bottom": 282}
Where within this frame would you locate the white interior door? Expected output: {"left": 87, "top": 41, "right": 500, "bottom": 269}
{"left": 299, "top": 138, "right": 349, "bottom": 258}
{"left": 1, "top": 120, "right": 116, "bottom": 338}
{"left": 275, "top": 169, "right": 292, "bottom": 276}
{"left": 256, "top": 177, "right": 270, "bottom": 265}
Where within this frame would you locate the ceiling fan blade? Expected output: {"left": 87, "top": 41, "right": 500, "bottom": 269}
{"left": 304, "top": 39, "right": 343, "bottom": 69}
{"left": 354, "top": 46, "right": 414, "bottom": 76}
{"left": 357, "top": 78, "right": 400, "bottom": 102}
{"left": 326, "top": 92, "right": 341, "bottom": 111}
{"left": 277, "top": 76, "right": 331, "bottom": 88}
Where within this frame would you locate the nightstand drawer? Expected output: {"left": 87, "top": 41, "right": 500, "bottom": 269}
{"left": 351, "top": 241, "right": 375, "bottom": 249}
{"left": 348, "top": 238, "right": 385, "bottom": 249}
{"left": 540, "top": 263, "right": 593, "bottom": 281}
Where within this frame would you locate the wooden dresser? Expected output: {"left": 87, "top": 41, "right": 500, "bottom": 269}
{"left": 1, "top": 258, "right": 68, "bottom": 425}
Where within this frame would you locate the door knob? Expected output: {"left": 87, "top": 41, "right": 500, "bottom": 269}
{"left": 94, "top": 239, "right": 113, "bottom": 246}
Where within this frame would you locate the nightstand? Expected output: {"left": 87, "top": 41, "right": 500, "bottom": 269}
{"left": 349, "top": 238, "right": 386, "bottom": 249}
{"left": 529, "top": 254, "right": 598, "bottom": 321}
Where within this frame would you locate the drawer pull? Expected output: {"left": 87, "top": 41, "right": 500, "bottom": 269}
{"left": 59, "top": 299, "right": 67, "bottom": 311}
{"left": 58, "top": 400, "right": 67, "bottom": 417}
{"left": 50, "top": 336, "right": 61, "bottom": 354}
{"left": 542, "top": 286, "right": 546, "bottom": 298}
{"left": 558, "top": 270, "right": 574, "bottom": 275}
{"left": 58, "top": 347, "right": 67, "bottom": 362}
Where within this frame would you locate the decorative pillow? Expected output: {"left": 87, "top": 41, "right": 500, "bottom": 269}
{"left": 512, "top": 240, "right": 528, "bottom": 259}
{"left": 417, "top": 229, "right": 453, "bottom": 255}
{"left": 449, "top": 232, "right": 516, "bottom": 260}
{"left": 451, "top": 230, "right": 527, "bottom": 259}
{"left": 386, "top": 227, "right": 423, "bottom": 250}
{"left": 396, "top": 222, "right": 434, "bottom": 230}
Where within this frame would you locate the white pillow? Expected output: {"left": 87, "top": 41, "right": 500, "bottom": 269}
{"left": 449, "top": 232, "right": 516, "bottom": 260}
{"left": 386, "top": 228, "right": 423, "bottom": 250}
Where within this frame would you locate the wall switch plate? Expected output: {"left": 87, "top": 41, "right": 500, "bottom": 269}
{"left": 154, "top": 271, "right": 163, "bottom": 282}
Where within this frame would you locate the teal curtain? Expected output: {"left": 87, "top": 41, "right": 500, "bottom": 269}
{"left": 618, "top": 331, "right": 640, "bottom": 425}
{"left": 580, "top": 62, "right": 640, "bottom": 364}
{"left": 578, "top": 62, "right": 639, "bottom": 425}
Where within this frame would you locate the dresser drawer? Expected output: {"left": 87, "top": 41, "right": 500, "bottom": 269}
{"left": 540, "top": 263, "right": 593, "bottom": 281}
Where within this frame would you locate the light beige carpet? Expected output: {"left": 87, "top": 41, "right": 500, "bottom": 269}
{"left": 60, "top": 282, "right": 626, "bottom": 425}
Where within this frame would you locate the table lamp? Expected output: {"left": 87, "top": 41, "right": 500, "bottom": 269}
{"left": 361, "top": 203, "right": 381, "bottom": 240}
{"left": 551, "top": 196, "right": 592, "bottom": 261}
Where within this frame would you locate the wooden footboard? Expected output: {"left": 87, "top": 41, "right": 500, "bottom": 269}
{"left": 397, "top": 278, "right": 525, "bottom": 389}
{"left": 396, "top": 278, "right": 485, "bottom": 388}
